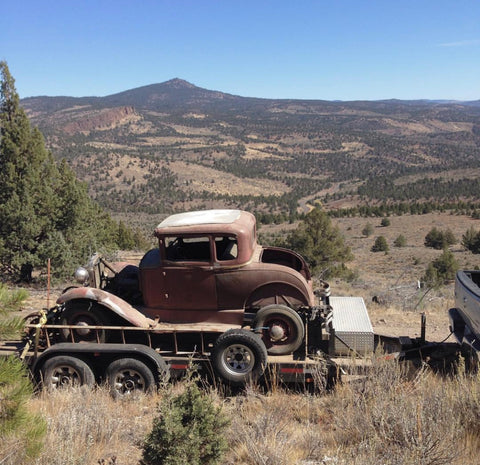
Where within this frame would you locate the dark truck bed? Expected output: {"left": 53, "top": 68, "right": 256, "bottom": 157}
{"left": 449, "top": 270, "right": 480, "bottom": 354}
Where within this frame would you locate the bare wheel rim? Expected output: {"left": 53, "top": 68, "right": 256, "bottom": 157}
{"left": 113, "top": 369, "right": 146, "bottom": 394}
{"left": 221, "top": 343, "right": 255, "bottom": 376}
{"left": 50, "top": 365, "right": 82, "bottom": 388}
{"left": 70, "top": 314, "right": 99, "bottom": 339}
{"left": 265, "top": 317, "right": 291, "bottom": 342}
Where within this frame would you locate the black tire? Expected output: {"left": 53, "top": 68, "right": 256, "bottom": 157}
{"left": 41, "top": 355, "right": 95, "bottom": 390}
{"left": 211, "top": 329, "right": 267, "bottom": 386}
{"left": 253, "top": 304, "right": 305, "bottom": 355}
{"left": 60, "top": 302, "right": 110, "bottom": 343}
{"left": 105, "top": 358, "right": 156, "bottom": 397}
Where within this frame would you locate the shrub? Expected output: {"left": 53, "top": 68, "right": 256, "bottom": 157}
{"left": 371, "top": 236, "right": 389, "bottom": 253}
{"left": 380, "top": 217, "right": 391, "bottom": 227}
{"left": 423, "top": 249, "right": 459, "bottom": 287}
{"left": 330, "top": 358, "right": 477, "bottom": 465}
{"left": 362, "top": 222, "right": 374, "bottom": 237}
{"left": 393, "top": 234, "right": 407, "bottom": 247}
{"left": 462, "top": 226, "right": 480, "bottom": 254}
{"left": 141, "top": 373, "right": 229, "bottom": 465}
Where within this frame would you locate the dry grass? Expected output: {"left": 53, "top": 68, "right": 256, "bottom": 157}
{"left": 25, "top": 360, "right": 480, "bottom": 465}
{"left": 29, "top": 386, "right": 159, "bottom": 465}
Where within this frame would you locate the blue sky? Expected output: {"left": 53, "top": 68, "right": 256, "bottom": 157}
{"left": 2, "top": 0, "right": 479, "bottom": 101}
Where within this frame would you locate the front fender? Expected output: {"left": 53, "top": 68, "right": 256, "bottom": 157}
{"left": 57, "top": 287, "right": 154, "bottom": 327}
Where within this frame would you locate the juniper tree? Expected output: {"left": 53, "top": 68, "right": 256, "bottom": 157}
{"left": 424, "top": 227, "right": 456, "bottom": 250}
{"left": 371, "top": 236, "right": 389, "bottom": 253}
{"left": 423, "top": 249, "right": 459, "bottom": 287}
{"left": 462, "top": 226, "right": 480, "bottom": 254}
{"left": 393, "top": 234, "right": 407, "bottom": 248}
{"left": 362, "top": 222, "right": 374, "bottom": 237}
{"left": 0, "top": 61, "right": 121, "bottom": 280}
{"left": 141, "top": 371, "right": 229, "bottom": 465}
{"left": 284, "top": 207, "right": 353, "bottom": 278}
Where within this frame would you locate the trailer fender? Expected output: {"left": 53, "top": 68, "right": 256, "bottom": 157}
{"left": 56, "top": 287, "right": 154, "bottom": 327}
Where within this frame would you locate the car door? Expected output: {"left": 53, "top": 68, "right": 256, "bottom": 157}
{"left": 162, "top": 235, "right": 217, "bottom": 313}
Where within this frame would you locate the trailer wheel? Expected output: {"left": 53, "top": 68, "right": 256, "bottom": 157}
{"left": 106, "top": 358, "right": 156, "bottom": 397}
{"left": 60, "top": 302, "right": 110, "bottom": 343}
{"left": 253, "top": 304, "right": 305, "bottom": 355}
{"left": 41, "top": 355, "right": 95, "bottom": 390}
{"left": 211, "top": 329, "right": 267, "bottom": 386}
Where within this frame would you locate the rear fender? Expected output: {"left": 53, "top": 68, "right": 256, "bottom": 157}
{"left": 245, "top": 282, "right": 310, "bottom": 311}
{"left": 56, "top": 287, "right": 154, "bottom": 327}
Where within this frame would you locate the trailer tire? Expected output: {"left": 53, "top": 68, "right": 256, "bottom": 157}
{"left": 106, "top": 358, "right": 156, "bottom": 397}
{"left": 41, "top": 355, "right": 95, "bottom": 390}
{"left": 211, "top": 329, "right": 267, "bottom": 386}
{"left": 60, "top": 302, "right": 110, "bottom": 343}
{"left": 253, "top": 304, "right": 304, "bottom": 355}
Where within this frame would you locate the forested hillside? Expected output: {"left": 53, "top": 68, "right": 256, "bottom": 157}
{"left": 21, "top": 79, "right": 480, "bottom": 220}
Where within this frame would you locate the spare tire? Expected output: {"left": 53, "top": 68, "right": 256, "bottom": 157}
{"left": 253, "top": 304, "right": 305, "bottom": 355}
{"left": 211, "top": 329, "right": 267, "bottom": 386}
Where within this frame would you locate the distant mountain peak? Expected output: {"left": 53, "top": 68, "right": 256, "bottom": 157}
{"left": 163, "top": 78, "right": 196, "bottom": 89}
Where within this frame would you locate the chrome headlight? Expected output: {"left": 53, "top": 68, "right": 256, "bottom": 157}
{"left": 74, "top": 267, "right": 90, "bottom": 285}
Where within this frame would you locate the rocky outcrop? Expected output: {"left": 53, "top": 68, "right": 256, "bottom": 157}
{"left": 62, "top": 106, "right": 137, "bottom": 134}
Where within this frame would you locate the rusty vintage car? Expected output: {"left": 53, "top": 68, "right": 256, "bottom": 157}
{"left": 56, "top": 209, "right": 330, "bottom": 355}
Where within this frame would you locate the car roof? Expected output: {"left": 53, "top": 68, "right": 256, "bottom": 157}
{"left": 156, "top": 209, "right": 242, "bottom": 229}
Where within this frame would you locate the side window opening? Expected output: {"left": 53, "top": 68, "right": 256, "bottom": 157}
{"left": 165, "top": 236, "right": 211, "bottom": 262}
{"left": 215, "top": 236, "right": 238, "bottom": 261}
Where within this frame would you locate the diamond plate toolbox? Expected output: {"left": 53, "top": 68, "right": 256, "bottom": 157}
{"left": 330, "top": 296, "right": 374, "bottom": 356}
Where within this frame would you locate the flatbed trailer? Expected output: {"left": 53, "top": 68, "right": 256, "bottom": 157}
{"left": 2, "top": 295, "right": 460, "bottom": 396}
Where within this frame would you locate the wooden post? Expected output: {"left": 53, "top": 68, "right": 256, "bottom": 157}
{"left": 47, "top": 258, "right": 51, "bottom": 308}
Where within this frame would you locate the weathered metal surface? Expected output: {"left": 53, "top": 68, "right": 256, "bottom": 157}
{"left": 156, "top": 209, "right": 242, "bottom": 228}
{"left": 57, "top": 287, "right": 155, "bottom": 327}
{"left": 154, "top": 209, "right": 257, "bottom": 265}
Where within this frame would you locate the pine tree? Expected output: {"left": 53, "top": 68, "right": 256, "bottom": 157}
{"left": 0, "top": 285, "right": 46, "bottom": 463}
